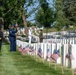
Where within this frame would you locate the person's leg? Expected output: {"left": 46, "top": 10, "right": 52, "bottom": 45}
{"left": 10, "top": 39, "right": 13, "bottom": 51}
{"left": 13, "top": 40, "right": 16, "bottom": 51}
{"left": 0, "top": 41, "right": 2, "bottom": 55}
{"left": 0, "top": 41, "right": 2, "bottom": 52}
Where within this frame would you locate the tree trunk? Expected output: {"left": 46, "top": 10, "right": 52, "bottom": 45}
{"left": 0, "top": 18, "right": 4, "bottom": 31}
{"left": 22, "top": 13, "right": 28, "bottom": 37}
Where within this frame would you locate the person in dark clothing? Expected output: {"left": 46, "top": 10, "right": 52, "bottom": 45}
{"left": 39, "top": 29, "right": 43, "bottom": 43}
{"left": 9, "top": 24, "right": 17, "bottom": 51}
{"left": 0, "top": 18, "right": 4, "bottom": 52}
{"left": 0, "top": 29, "right": 3, "bottom": 52}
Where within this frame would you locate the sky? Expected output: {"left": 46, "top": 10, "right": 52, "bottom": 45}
{"left": 26, "top": 0, "right": 53, "bottom": 23}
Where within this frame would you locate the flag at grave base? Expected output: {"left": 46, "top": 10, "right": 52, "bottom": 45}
{"left": 18, "top": 45, "right": 23, "bottom": 52}
{"left": 66, "top": 53, "right": 74, "bottom": 60}
{"left": 21, "top": 45, "right": 29, "bottom": 55}
{"left": 18, "top": 47, "right": 22, "bottom": 52}
{"left": 29, "top": 46, "right": 36, "bottom": 55}
{"left": 51, "top": 49, "right": 60, "bottom": 61}
{"left": 51, "top": 54, "right": 59, "bottom": 60}
{"left": 21, "top": 47, "right": 29, "bottom": 55}
{"left": 37, "top": 47, "right": 42, "bottom": 58}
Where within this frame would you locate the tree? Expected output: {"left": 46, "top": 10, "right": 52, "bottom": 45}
{"left": 27, "top": 21, "right": 36, "bottom": 27}
{"left": 35, "top": 0, "right": 55, "bottom": 28}
{"left": 53, "top": 0, "right": 68, "bottom": 31}
{"left": 63, "top": 0, "right": 76, "bottom": 26}
{"left": 0, "top": 0, "right": 25, "bottom": 29}
{"left": 54, "top": 0, "right": 76, "bottom": 29}
{"left": 0, "top": 0, "right": 39, "bottom": 37}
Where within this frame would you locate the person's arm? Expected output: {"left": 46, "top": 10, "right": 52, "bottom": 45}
{"left": 0, "top": 31, "right": 3, "bottom": 40}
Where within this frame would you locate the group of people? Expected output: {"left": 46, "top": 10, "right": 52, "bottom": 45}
{"left": 0, "top": 19, "right": 43, "bottom": 53}
{"left": 9, "top": 26, "right": 43, "bottom": 52}
{"left": 28, "top": 28, "right": 43, "bottom": 43}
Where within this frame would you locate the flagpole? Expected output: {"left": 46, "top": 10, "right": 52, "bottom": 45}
{"left": 54, "top": 62, "right": 57, "bottom": 70}
{"left": 71, "top": 69, "right": 74, "bottom": 75}
{"left": 54, "top": 43, "right": 57, "bottom": 70}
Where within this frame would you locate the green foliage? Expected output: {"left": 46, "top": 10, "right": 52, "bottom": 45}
{"left": 35, "top": 0, "right": 55, "bottom": 28}
{"left": 54, "top": 0, "right": 67, "bottom": 30}
{"left": 54, "top": 0, "right": 76, "bottom": 30}
{"left": 0, "top": 0, "right": 26, "bottom": 29}
{"left": 21, "top": 35, "right": 26, "bottom": 37}
{"left": 63, "top": 0, "right": 76, "bottom": 26}
{"left": 0, "top": 0, "right": 36, "bottom": 29}
{"left": 27, "top": 21, "right": 36, "bottom": 27}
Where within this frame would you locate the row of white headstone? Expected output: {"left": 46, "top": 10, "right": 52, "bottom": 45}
{"left": 16, "top": 40, "right": 76, "bottom": 69}
{"left": 44, "top": 38, "right": 76, "bottom": 44}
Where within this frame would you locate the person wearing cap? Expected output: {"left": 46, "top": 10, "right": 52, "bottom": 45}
{"left": 28, "top": 28, "right": 32, "bottom": 44}
{"left": 9, "top": 24, "right": 17, "bottom": 51}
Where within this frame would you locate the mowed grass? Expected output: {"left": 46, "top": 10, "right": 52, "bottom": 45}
{"left": 0, "top": 43, "right": 76, "bottom": 75}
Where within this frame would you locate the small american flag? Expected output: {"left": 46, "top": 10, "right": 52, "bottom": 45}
{"left": 37, "top": 47, "right": 42, "bottom": 58}
{"left": 18, "top": 45, "right": 23, "bottom": 52}
{"left": 66, "top": 44, "right": 74, "bottom": 61}
{"left": 29, "top": 46, "right": 35, "bottom": 55}
{"left": 51, "top": 49, "right": 60, "bottom": 61}
{"left": 21, "top": 45, "right": 29, "bottom": 55}
{"left": 66, "top": 53, "right": 74, "bottom": 60}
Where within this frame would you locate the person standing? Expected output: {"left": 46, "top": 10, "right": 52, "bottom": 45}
{"left": 9, "top": 24, "right": 17, "bottom": 51}
{"left": 28, "top": 28, "right": 32, "bottom": 44}
{"left": 39, "top": 29, "right": 43, "bottom": 43}
{"left": 0, "top": 18, "right": 4, "bottom": 53}
{"left": 0, "top": 29, "right": 3, "bottom": 52}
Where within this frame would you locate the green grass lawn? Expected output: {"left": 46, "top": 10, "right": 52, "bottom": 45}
{"left": 0, "top": 43, "right": 76, "bottom": 75}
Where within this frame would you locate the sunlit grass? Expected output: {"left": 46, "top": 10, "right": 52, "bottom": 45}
{"left": 0, "top": 43, "right": 75, "bottom": 75}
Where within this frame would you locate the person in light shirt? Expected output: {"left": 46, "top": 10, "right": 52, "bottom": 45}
{"left": 28, "top": 28, "right": 32, "bottom": 44}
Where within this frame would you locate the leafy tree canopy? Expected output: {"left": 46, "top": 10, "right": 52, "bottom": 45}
{"left": 0, "top": 0, "right": 37, "bottom": 29}
{"left": 35, "top": 0, "right": 56, "bottom": 28}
